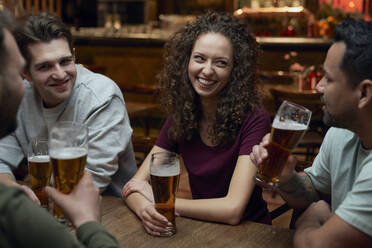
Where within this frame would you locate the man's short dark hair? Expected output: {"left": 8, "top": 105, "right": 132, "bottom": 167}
{"left": 0, "top": 9, "right": 15, "bottom": 74}
{"left": 333, "top": 18, "right": 372, "bottom": 87}
{"left": 13, "top": 12, "right": 73, "bottom": 68}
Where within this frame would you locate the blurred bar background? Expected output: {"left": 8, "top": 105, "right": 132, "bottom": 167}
{"left": 1, "top": 0, "right": 370, "bottom": 227}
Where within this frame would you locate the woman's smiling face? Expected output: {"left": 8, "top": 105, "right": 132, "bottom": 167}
{"left": 188, "top": 32, "right": 233, "bottom": 101}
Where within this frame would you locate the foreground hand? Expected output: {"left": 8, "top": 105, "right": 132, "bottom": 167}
{"left": 139, "top": 202, "right": 172, "bottom": 236}
{"left": 122, "top": 178, "right": 154, "bottom": 202}
{"left": 19, "top": 184, "right": 40, "bottom": 205}
{"left": 296, "top": 200, "right": 332, "bottom": 229}
{"left": 45, "top": 171, "right": 101, "bottom": 228}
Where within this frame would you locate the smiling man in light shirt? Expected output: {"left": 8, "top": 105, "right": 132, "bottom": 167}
{"left": 251, "top": 19, "right": 372, "bottom": 247}
{"left": 0, "top": 13, "right": 136, "bottom": 199}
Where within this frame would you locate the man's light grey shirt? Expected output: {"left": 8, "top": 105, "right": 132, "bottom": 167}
{"left": 0, "top": 65, "right": 136, "bottom": 196}
{"left": 305, "top": 127, "right": 372, "bottom": 236}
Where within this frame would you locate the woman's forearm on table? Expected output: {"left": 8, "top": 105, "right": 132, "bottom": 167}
{"left": 175, "top": 156, "right": 257, "bottom": 225}
{"left": 175, "top": 196, "right": 246, "bottom": 225}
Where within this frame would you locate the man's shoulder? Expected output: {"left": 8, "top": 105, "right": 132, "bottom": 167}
{"left": 317, "top": 128, "right": 357, "bottom": 157}
{"left": 74, "top": 65, "right": 122, "bottom": 99}
{"left": 325, "top": 127, "right": 355, "bottom": 141}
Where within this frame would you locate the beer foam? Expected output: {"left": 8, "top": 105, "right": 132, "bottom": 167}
{"left": 150, "top": 164, "right": 180, "bottom": 177}
{"left": 50, "top": 147, "right": 87, "bottom": 159}
{"left": 272, "top": 118, "right": 307, "bottom": 131}
{"left": 28, "top": 155, "right": 50, "bottom": 163}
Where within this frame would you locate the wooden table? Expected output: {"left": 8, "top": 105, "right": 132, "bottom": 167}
{"left": 101, "top": 196, "right": 295, "bottom": 248}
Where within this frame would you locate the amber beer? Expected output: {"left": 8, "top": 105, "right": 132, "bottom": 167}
{"left": 51, "top": 147, "right": 87, "bottom": 221}
{"left": 28, "top": 155, "right": 52, "bottom": 207}
{"left": 257, "top": 119, "right": 307, "bottom": 183}
{"left": 150, "top": 172, "right": 180, "bottom": 227}
{"left": 150, "top": 152, "right": 180, "bottom": 237}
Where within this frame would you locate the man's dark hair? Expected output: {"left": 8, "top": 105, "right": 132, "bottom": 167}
{"left": 333, "top": 18, "right": 372, "bottom": 87}
{"left": 13, "top": 12, "right": 73, "bottom": 68}
{"left": 0, "top": 9, "right": 15, "bottom": 73}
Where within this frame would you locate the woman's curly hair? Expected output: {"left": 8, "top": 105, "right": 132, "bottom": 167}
{"left": 158, "top": 12, "right": 262, "bottom": 146}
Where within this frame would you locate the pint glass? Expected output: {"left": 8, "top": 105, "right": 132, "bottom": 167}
{"left": 49, "top": 122, "right": 88, "bottom": 223}
{"left": 28, "top": 139, "right": 52, "bottom": 209}
{"left": 256, "top": 101, "right": 311, "bottom": 184}
{"left": 150, "top": 152, "right": 180, "bottom": 237}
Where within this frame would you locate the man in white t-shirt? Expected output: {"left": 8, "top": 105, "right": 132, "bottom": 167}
{"left": 0, "top": 8, "right": 119, "bottom": 247}
{"left": 251, "top": 19, "right": 372, "bottom": 247}
{"left": 0, "top": 13, "right": 136, "bottom": 199}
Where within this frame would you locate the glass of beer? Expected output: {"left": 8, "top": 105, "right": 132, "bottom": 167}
{"left": 150, "top": 151, "right": 180, "bottom": 237}
{"left": 28, "top": 139, "right": 52, "bottom": 209}
{"left": 49, "top": 121, "right": 88, "bottom": 224}
{"left": 256, "top": 101, "right": 312, "bottom": 184}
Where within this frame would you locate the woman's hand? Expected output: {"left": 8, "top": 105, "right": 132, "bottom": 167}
{"left": 138, "top": 202, "right": 173, "bottom": 236}
{"left": 123, "top": 179, "right": 173, "bottom": 236}
{"left": 121, "top": 178, "right": 154, "bottom": 202}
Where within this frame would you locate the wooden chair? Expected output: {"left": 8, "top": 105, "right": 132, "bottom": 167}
{"left": 123, "top": 85, "right": 161, "bottom": 167}
{"left": 270, "top": 88, "right": 327, "bottom": 161}
{"left": 131, "top": 135, "right": 157, "bottom": 167}
{"left": 123, "top": 84, "right": 160, "bottom": 136}
{"left": 125, "top": 84, "right": 159, "bottom": 98}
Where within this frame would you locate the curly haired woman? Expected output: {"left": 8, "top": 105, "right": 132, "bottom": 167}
{"left": 122, "top": 12, "right": 271, "bottom": 236}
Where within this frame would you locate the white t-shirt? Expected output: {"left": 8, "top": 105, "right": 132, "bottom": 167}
{"left": 305, "top": 127, "right": 372, "bottom": 236}
{"left": 42, "top": 100, "right": 67, "bottom": 132}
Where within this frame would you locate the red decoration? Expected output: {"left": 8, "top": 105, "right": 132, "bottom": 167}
{"left": 319, "top": 0, "right": 369, "bottom": 14}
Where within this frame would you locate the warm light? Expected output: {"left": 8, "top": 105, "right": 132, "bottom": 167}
{"left": 334, "top": 0, "right": 362, "bottom": 12}
{"left": 236, "top": 9, "right": 243, "bottom": 15}
{"left": 320, "top": 0, "right": 369, "bottom": 15}
{"left": 344, "top": 0, "right": 362, "bottom": 12}
{"left": 288, "top": 7, "right": 304, "bottom": 12}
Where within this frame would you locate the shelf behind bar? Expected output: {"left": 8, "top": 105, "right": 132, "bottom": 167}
{"left": 73, "top": 30, "right": 332, "bottom": 51}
